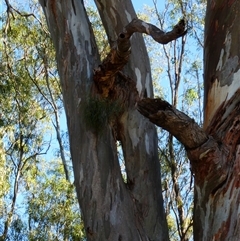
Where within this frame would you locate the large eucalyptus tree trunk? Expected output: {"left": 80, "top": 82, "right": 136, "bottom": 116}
{"left": 138, "top": 1, "right": 240, "bottom": 240}
{"left": 38, "top": 0, "right": 170, "bottom": 240}
{"left": 194, "top": 1, "right": 240, "bottom": 240}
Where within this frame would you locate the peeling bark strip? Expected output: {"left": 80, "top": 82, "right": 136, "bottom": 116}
{"left": 137, "top": 98, "right": 208, "bottom": 149}
{"left": 94, "top": 19, "right": 187, "bottom": 97}
{"left": 93, "top": 37, "right": 131, "bottom": 97}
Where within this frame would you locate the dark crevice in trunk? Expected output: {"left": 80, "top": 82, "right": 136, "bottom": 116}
{"left": 211, "top": 173, "right": 229, "bottom": 196}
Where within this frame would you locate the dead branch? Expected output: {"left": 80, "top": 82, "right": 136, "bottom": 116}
{"left": 123, "top": 18, "right": 187, "bottom": 44}
{"left": 137, "top": 98, "right": 232, "bottom": 188}
{"left": 137, "top": 98, "right": 208, "bottom": 150}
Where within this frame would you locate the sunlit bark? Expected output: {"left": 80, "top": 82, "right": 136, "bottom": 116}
{"left": 195, "top": 1, "right": 240, "bottom": 240}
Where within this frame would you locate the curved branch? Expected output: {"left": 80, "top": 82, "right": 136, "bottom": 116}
{"left": 137, "top": 98, "right": 208, "bottom": 150}
{"left": 94, "top": 19, "right": 187, "bottom": 97}
{"left": 123, "top": 18, "right": 187, "bottom": 44}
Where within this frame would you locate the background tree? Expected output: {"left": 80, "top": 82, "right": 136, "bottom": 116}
{"left": 0, "top": 3, "right": 83, "bottom": 240}
{"left": 140, "top": 1, "right": 205, "bottom": 240}
{"left": 25, "top": 160, "right": 84, "bottom": 241}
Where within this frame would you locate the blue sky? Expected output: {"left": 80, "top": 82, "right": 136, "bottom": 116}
{"left": 132, "top": 0, "right": 152, "bottom": 11}
{"left": 132, "top": 0, "right": 165, "bottom": 12}
{"left": 0, "top": 1, "right": 161, "bottom": 17}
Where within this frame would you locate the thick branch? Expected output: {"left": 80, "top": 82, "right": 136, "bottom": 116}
{"left": 137, "top": 98, "right": 208, "bottom": 149}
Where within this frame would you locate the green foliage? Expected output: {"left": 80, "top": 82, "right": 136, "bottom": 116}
{"left": 166, "top": 215, "right": 179, "bottom": 241}
{"left": 86, "top": 5, "right": 110, "bottom": 60}
{"left": 25, "top": 160, "right": 85, "bottom": 241}
{"left": 83, "top": 97, "right": 122, "bottom": 134}
{"left": 0, "top": 2, "right": 84, "bottom": 240}
{"left": 185, "top": 88, "right": 198, "bottom": 106}
{"left": 0, "top": 142, "right": 10, "bottom": 219}
{"left": 8, "top": 218, "right": 28, "bottom": 241}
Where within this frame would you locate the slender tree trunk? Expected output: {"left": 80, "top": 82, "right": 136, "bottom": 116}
{"left": 43, "top": 56, "right": 70, "bottom": 181}
{"left": 0, "top": 160, "right": 20, "bottom": 241}
{"left": 94, "top": 0, "right": 169, "bottom": 239}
